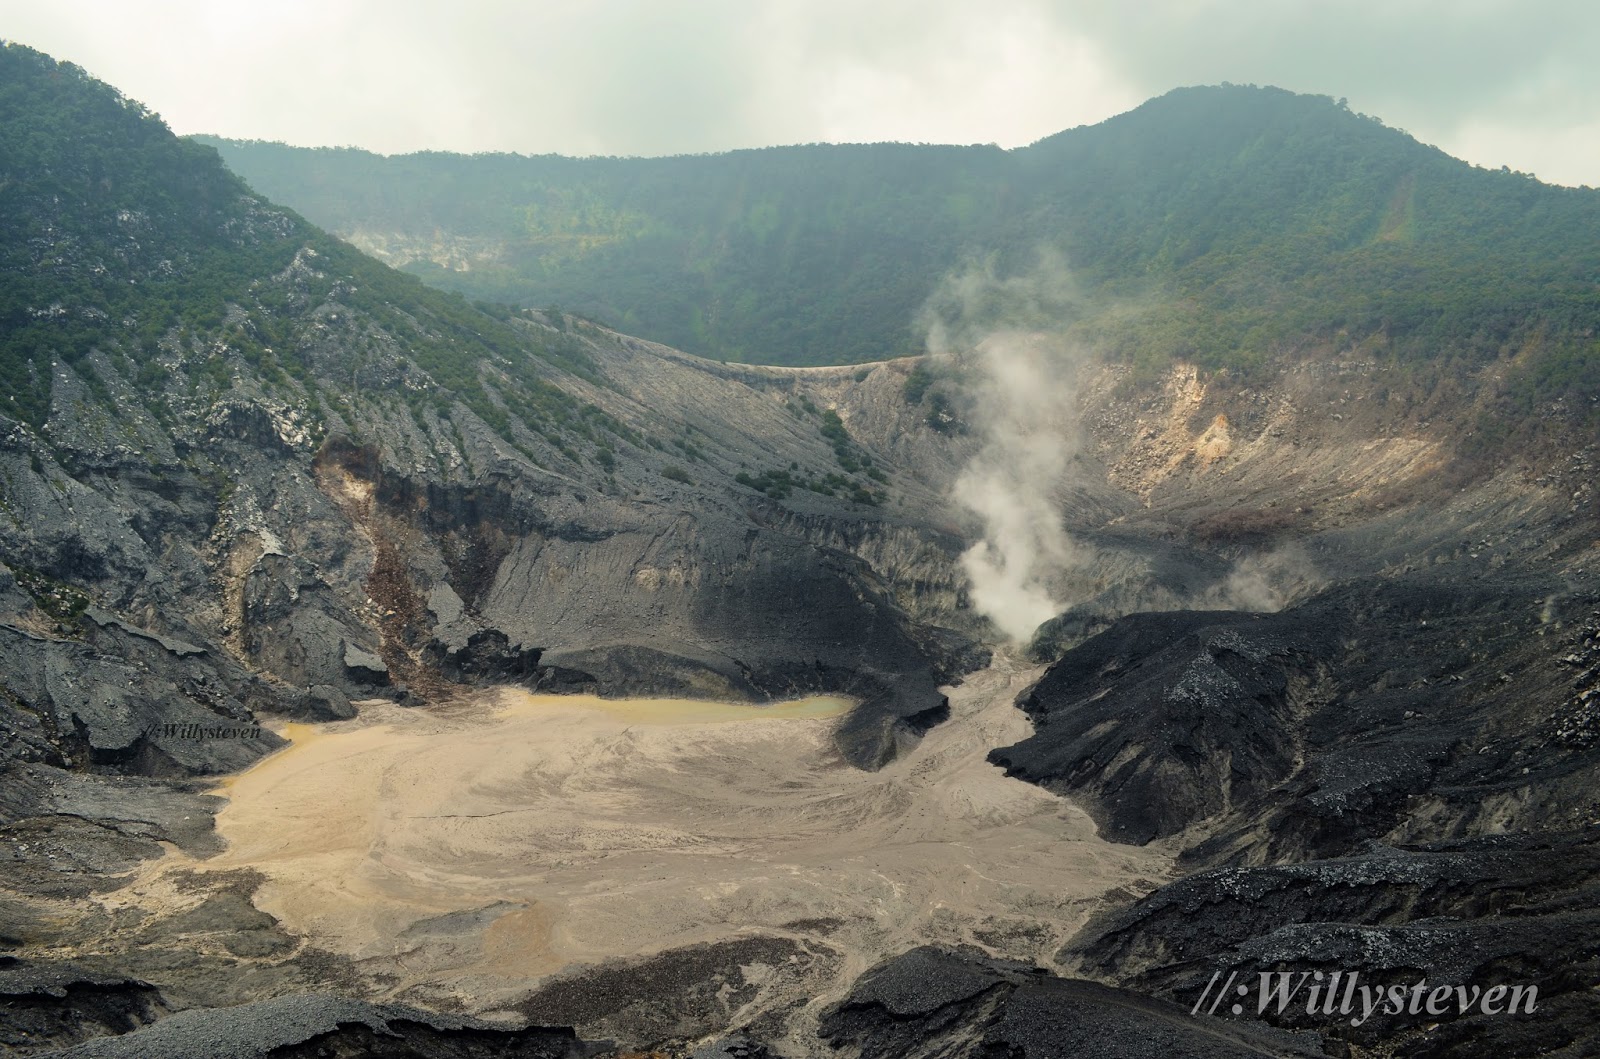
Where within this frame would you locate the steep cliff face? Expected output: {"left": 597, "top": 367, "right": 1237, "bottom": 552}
{"left": 0, "top": 315, "right": 984, "bottom": 769}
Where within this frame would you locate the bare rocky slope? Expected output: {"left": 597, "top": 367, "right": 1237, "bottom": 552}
{"left": 3, "top": 42, "right": 1598, "bottom": 1059}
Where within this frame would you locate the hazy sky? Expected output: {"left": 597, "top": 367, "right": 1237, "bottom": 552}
{"left": 4, "top": 1, "right": 1597, "bottom": 186}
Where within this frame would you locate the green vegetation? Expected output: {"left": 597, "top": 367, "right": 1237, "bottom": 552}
{"left": 200, "top": 135, "right": 1005, "bottom": 368}
{"left": 12, "top": 565, "right": 89, "bottom": 626}
{"left": 198, "top": 88, "right": 1600, "bottom": 421}
{"left": 660, "top": 464, "right": 692, "bottom": 484}
{"left": 735, "top": 466, "right": 882, "bottom": 505}
{"left": 734, "top": 468, "right": 795, "bottom": 499}
{"left": 818, "top": 409, "right": 877, "bottom": 474}
{"left": 0, "top": 43, "right": 289, "bottom": 423}
{"left": 924, "top": 391, "right": 963, "bottom": 435}
{"left": 0, "top": 43, "right": 615, "bottom": 454}
{"left": 902, "top": 363, "right": 936, "bottom": 404}
{"left": 671, "top": 433, "right": 706, "bottom": 461}
{"left": 7, "top": 41, "right": 1594, "bottom": 462}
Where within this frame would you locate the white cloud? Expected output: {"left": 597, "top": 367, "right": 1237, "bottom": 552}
{"left": 1439, "top": 115, "right": 1600, "bottom": 188}
{"left": 805, "top": 5, "right": 1136, "bottom": 146}
{"left": 1, "top": 0, "right": 1596, "bottom": 183}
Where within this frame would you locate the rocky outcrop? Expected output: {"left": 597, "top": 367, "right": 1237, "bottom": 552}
{"left": 0, "top": 611, "right": 284, "bottom": 779}
{"left": 973, "top": 481, "right": 1600, "bottom": 1058}
{"left": 991, "top": 609, "right": 1309, "bottom": 845}
{"left": 35, "top": 994, "right": 590, "bottom": 1058}
{"left": 818, "top": 947, "right": 1322, "bottom": 1058}
{"left": 0, "top": 962, "right": 167, "bottom": 1056}
{"left": 517, "top": 937, "right": 838, "bottom": 1051}
{"left": 991, "top": 572, "right": 1600, "bottom": 865}
{"left": 1060, "top": 831, "right": 1600, "bottom": 1057}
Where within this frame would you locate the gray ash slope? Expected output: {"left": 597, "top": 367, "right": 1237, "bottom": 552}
{"left": 5, "top": 40, "right": 1600, "bottom": 1059}
{"left": 819, "top": 946, "right": 1324, "bottom": 1059}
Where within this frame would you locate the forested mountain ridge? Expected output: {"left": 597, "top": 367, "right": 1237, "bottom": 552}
{"left": 0, "top": 42, "right": 607, "bottom": 441}
{"left": 200, "top": 85, "right": 1600, "bottom": 414}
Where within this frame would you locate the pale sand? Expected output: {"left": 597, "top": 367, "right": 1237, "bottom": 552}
{"left": 141, "top": 655, "right": 1170, "bottom": 1014}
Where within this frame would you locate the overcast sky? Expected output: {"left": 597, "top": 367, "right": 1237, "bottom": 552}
{"left": 4, "top": 1, "right": 1597, "bottom": 186}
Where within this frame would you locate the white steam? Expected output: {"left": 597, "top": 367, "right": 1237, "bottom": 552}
{"left": 950, "top": 332, "right": 1078, "bottom": 640}
{"left": 1205, "top": 544, "right": 1324, "bottom": 613}
{"left": 924, "top": 256, "right": 1083, "bottom": 643}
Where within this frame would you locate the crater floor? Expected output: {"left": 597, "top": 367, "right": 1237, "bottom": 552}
{"left": 118, "top": 659, "right": 1170, "bottom": 1023}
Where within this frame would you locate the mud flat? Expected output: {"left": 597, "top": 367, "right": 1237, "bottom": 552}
{"left": 127, "top": 657, "right": 1169, "bottom": 1025}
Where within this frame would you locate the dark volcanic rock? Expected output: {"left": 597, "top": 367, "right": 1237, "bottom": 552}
{"left": 992, "top": 609, "right": 1308, "bottom": 845}
{"left": 237, "top": 552, "right": 378, "bottom": 698}
{"left": 423, "top": 628, "right": 543, "bottom": 683}
{"left": 690, "top": 1032, "right": 773, "bottom": 1059}
{"left": 1060, "top": 830, "right": 1600, "bottom": 1056}
{"left": 340, "top": 640, "right": 390, "bottom": 685}
{"left": 516, "top": 936, "right": 837, "bottom": 1051}
{"left": 34, "top": 994, "right": 589, "bottom": 1058}
{"left": 991, "top": 576, "right": 1600, "bottom": 863}
{"left": 0, "top": 761, "right": 221, "bottom": 902}
{"left": 0, "top": 960, "right": 167, "bottom": 1055}
{"left": 818, "top": 947, "right": 1321, "bottom": 1058}
{"left": 984, "top": 565, "right": 1600, "bottom": 1058}
{"left": 301, "top": 683, "right": 355, "bottom": 721}
{"left": 0, "top": 616, "right": 284, "bottom": 778}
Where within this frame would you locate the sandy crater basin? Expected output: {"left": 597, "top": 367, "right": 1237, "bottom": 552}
{"left": 197, "top": 663, "right": 1168, "bottom": 1010}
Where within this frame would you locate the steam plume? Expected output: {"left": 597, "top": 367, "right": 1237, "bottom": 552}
{"left": 923, "top": 254, "right": 1083, "bottom": 642}
{"left": 1205, "top": 544, "right": 1323, "bottom": 613}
